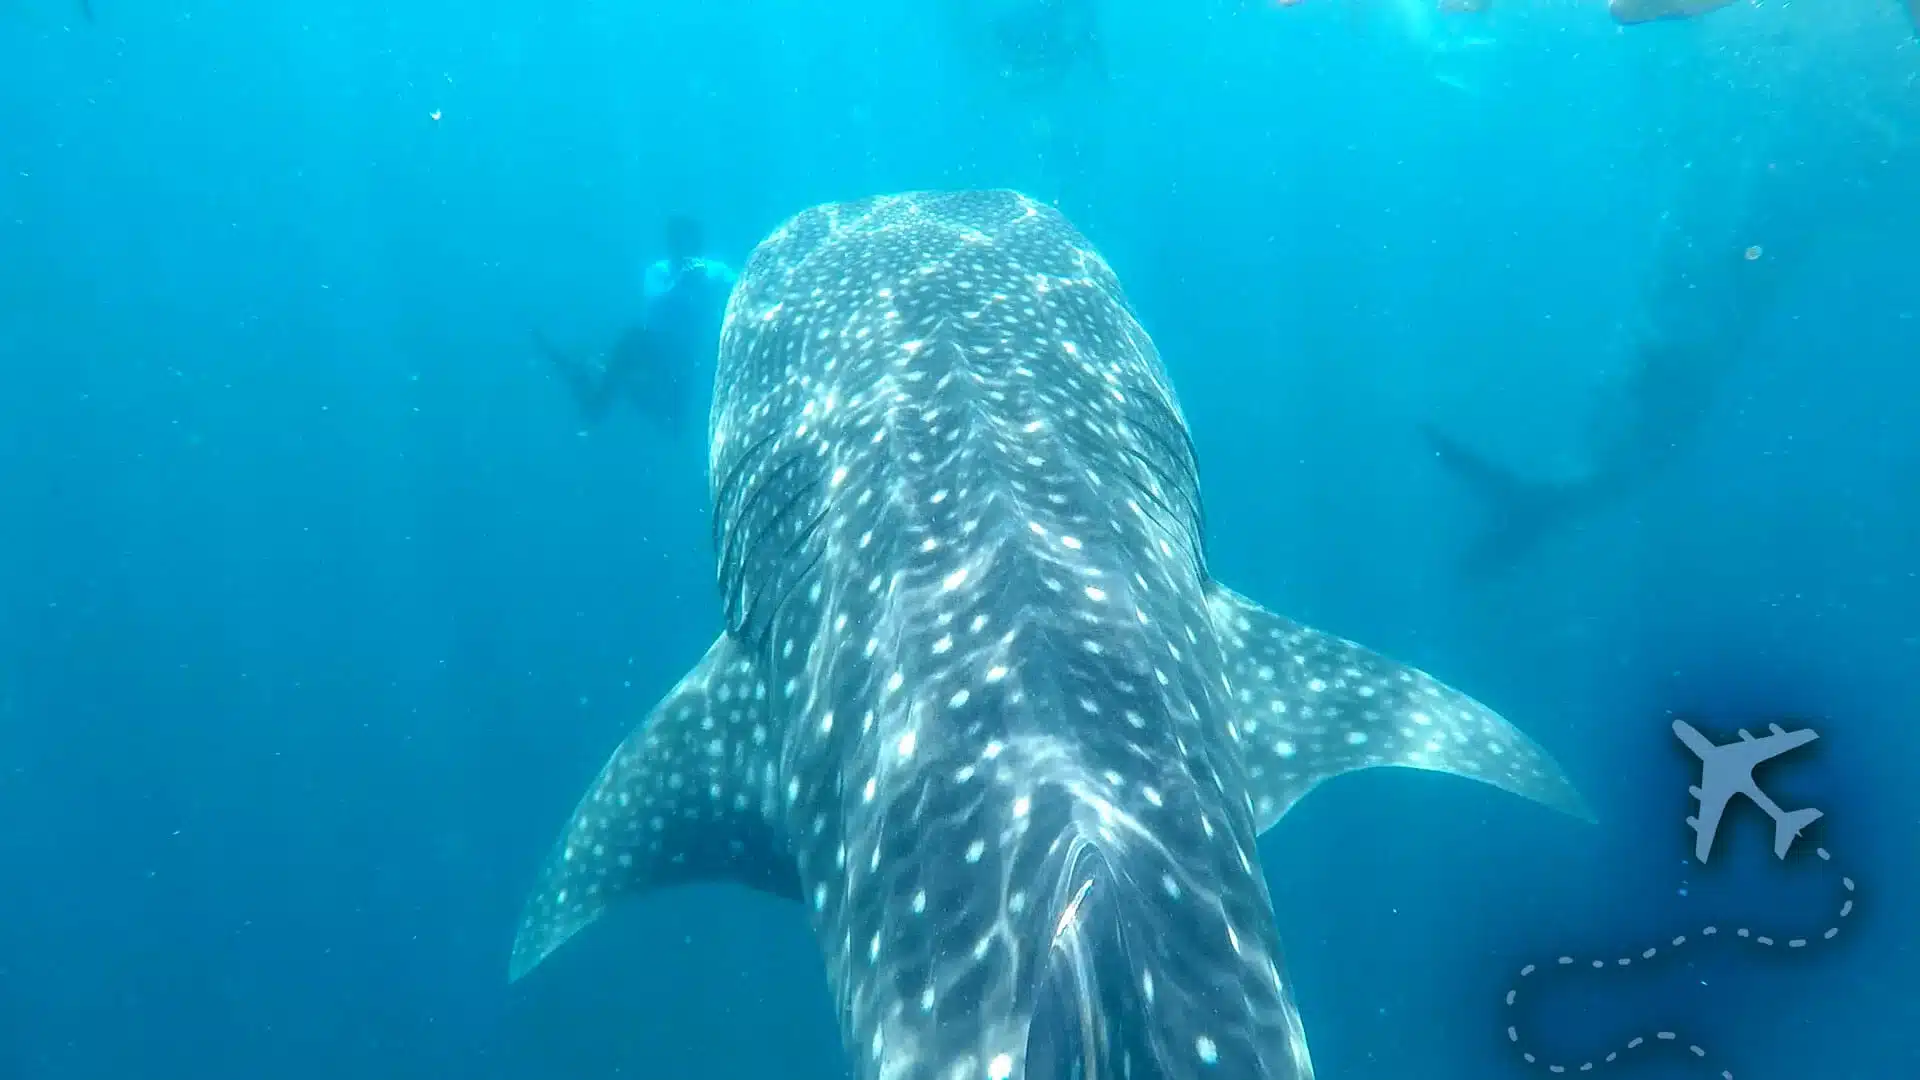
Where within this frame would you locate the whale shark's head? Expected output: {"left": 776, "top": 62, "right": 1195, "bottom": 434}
{"left": 702, "top": 190, "right": 1307, "bottom": 1080}
{"left": 509, "top": 190, "right": 1591, "bottom": 1080}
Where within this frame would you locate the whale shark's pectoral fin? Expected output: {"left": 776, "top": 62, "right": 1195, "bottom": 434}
{"left": 1206, "top": 586, "right": 1594, "bottom": 832}
{"left": 507, "top": 634, "right": 799, "bottom": 982}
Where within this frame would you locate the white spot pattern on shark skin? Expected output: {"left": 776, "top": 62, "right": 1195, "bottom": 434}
{"left": 507, "top": 637, "right": 793, "bottom": 980}
{"left": 1207, "top": 586, "right": 1591, "bottom": 832}
{"left": 509, "top": 192, "right": 1592, "bottom": 1080}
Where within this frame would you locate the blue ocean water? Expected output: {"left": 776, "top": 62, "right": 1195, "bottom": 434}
{"left": 2, "top": 2, "right": 1914, "bottom": 1080}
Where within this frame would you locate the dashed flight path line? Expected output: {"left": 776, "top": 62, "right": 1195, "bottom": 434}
{"left": 1504, "top": 846, "right": 1855, "bottom": 1079}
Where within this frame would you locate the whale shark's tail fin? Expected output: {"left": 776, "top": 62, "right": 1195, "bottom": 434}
{"left": 1419, "top": 423, "right": 1578, "bottom": 578}
{"left": 1772, "top": 806, "right": 1822, "bottom": 860}
{"left": 78, "top": 0, "right": 94, "bottom": 21}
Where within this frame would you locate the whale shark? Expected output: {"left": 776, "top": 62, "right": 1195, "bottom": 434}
{"left": 507, "top": 190, "right": 1592, "bottom": 1080}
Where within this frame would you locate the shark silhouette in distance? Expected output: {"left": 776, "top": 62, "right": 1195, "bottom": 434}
{"left": 1606, "top": 0, "right": 1737, "bottom": 23}
{"left": 1356, "top": 0, "right": 1907, "bottom": 30}
{"left": 506, "top": 191, "right": 1593, "bottom": 1080}
{"left": 1673, "top": 720, "right": 1822, "bottom": 863}
{"left": 1423, "top": 0, "right": 1920, "bottom": 578}
{"left": 1448, "top": 0, "right": 1735, "bottom": 20}
{"left": 1388, "top": 0, "right": 1501, "bottom": 97}
{"left": 1420, "top": 220, "right": 1792, "bottom": 579}
{"left": 938, "top": 0, "right": 1110, "bottom": 201}
{"left": 1417, "top": 326, "right": 1734, "bottom": 579}
{"left": 942, "top": 0, "right": 1109, "bottom": 94}
{"left": 1605, "top": 0, "right": 1918, "bottom": 29}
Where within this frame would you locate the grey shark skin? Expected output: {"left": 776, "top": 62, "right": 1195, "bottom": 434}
{"left": 507, "top": 191, "right": 1591, "bottom": 1080}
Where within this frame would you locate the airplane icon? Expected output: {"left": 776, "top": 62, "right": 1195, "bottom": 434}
{"left": 1673, "top": 719, "right": 1823, "bottom": 864}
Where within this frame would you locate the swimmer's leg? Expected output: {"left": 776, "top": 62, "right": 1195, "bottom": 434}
{"left": 535, "top": 330, "right": 616, "bottom": 426}
{"left": 615, "top": 326, "right": 699, "bottom": 437}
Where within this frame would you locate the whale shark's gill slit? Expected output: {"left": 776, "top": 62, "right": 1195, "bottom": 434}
{"left": 1114, "top": 441, "right": 1189, "bottom": 526}
{"left": 1123, "top": 391, "right": 1202, "bottom": 504}
{"left": 716, "top": 453, "right": 811, "bottom": 579}
{"left": 1113, "top": 391, "right": 1208, "bottom": 566}
{"left": 710, "top": 424, "right": 786, "bottom": 553}
{"left": 726, "top": 480, "right": 828, "bottom": 649}
{"left": 738, "top": 502, "right": 833, "bottom": 654}
{"left": 1114, "top": 442, "right": 1205, "bottom": 573}
{"left": 715, "top": 450, "right": 824, "bottom": 646}
{"left": 1165, "top": 408, "right": 1208, "bottom": 564}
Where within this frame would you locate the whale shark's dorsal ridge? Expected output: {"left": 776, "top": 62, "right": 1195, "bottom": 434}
{"left": 510, "top": 190, "right": 1590, "bottom": 1080}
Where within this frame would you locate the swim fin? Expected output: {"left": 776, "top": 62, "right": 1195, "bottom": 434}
{"left": 535, "top": 330, "right": 617, "bottom": 426}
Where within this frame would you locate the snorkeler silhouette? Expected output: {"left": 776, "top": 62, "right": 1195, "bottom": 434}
{"left": 1420, "top": 231, "right": 1788, "bottom": 578}
{"left": 539, "top": 214, "right": 736, "bottom": 435}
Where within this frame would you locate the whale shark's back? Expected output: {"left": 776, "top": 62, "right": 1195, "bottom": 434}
{"left": 704, "top": 190, "right": 1204, "bottom": 652}
{"left": 702, "top": 191, "right": 1274, "bottom": 1080}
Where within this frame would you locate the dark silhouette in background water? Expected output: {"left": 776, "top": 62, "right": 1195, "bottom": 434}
{"left": 939, "top": 0, "right": 1111, "bottom": 209}
{"left": 536, "top": 215, "right": 736, "bottom": 437}
{"left": 1419, "top": 0, "right": 1919, "bottom": 578}
{"left": 1421, "top": 223, "right": 1790, "bottom": 579}
{"left": 943, "top": 0, "right": 1108, "bottom": 93}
